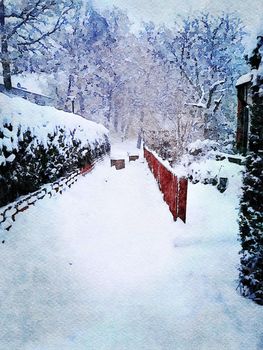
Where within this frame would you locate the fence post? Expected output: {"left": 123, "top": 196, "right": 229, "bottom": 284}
{"left": 178, "top": 177, "right": 188, "bottom": 223}
{"left": 171, "top": 175, "right": 178, "bottom": 221}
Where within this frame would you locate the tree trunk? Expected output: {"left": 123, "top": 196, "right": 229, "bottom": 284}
{"left": 113, "top": 111, "right": 118, "bottom": 132}
{"left": 137, "top": 129, "right": 142, "bottom": 149}
{"left": 0, "top": 0, "right": 12, "bottom": 90}
{"left": 113, "top": 98, "right": 118, "bottom": 132}
{"left": 137, "top": 111, "right": 145, "bottom": 149}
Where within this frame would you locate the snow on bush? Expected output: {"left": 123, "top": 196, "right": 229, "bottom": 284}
{"left": 186, "top": 139, "right": 220, "bottom": 157}
{"left": 176, "top": 139, "right": 244, "bottom": 192}
{"left": 0, "top": 93, "right": 110, "bottom": 207}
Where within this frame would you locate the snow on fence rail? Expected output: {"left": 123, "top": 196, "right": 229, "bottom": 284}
{"left": 144, "top": 147, "right": 188, "bottom": 223}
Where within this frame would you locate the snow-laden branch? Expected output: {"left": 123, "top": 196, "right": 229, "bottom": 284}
{"left": 7, "top": 1, "right": 56, "bottom": 39}
{"left": 16, "top": 2, "right": 73, "bottom": 47}
{"left": 206, "top": 78, "right": 226, "bottom": 109}
{"left": 185, "top": 86, "right": 207, "bottom": 108}
{"left": 185, "top": 78, "right": 226, "bottom": 109}
{"left": 210, "top": 79, "right": 226, "bottom": 90}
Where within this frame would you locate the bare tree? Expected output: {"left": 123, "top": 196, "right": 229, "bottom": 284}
{"left": 0, "top": 0, "right": 73, "bottom": 90}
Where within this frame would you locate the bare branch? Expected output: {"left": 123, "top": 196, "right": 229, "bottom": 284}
{"left": 167, "top": 38, "right": 202, "bottom": 96}
{"left": 7, "top": 0, "right": 57, "bottom": 39}
{"left": 206, "top": 79, "right": 226, "bottom": 109}
{"left": 5, "top": 13, "right": 23, "bottom": 19}
{"left": 17, "top": 18, "right": 62, "bottom": 46}
{"left": 213, "top": 94, "right": 223, "bottom": 113}
{"left": 16, "top": 2, "right": 73, "bottom": 47}
{"left": 173, "top": 57, "right": 203, "bottom": 97}
{"left": 185, "top": 79, "right": 226, "bottom": 109}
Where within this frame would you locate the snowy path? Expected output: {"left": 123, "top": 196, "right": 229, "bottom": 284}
{"left": 0, "top": 142, "right": 262, "bottom": 350}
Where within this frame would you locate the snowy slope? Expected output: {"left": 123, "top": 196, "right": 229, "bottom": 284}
{"left": 0, "top": 93, "right": 108, "bottom": 160}
{"left": 0, "top": 141, "right": 262, "bottom": 350}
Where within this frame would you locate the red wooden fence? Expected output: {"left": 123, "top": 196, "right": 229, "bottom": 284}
{"left": 80, "top": 162, "right": 95, "bottom": 175}
{"left": 144, "top": 147, "right": 188, "bottom": 223}
{"left": 178, "top": 178, "right": 188, "bottom": 223}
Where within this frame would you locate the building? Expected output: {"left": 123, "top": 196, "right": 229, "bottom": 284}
{"left": 235, "top": 73, "right": 253, "bottom": 155}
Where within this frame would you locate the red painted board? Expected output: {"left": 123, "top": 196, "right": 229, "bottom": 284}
{"left": 178, "top": 177, "right": 188, "bottom": 223}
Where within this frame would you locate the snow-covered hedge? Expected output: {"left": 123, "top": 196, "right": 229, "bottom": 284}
{"left": 0, "top": 93, "right": 110, "bottom": 207}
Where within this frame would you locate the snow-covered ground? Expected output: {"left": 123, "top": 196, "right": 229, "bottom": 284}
{"left": 0, "top": 141, "right": 262, "bottom": 350}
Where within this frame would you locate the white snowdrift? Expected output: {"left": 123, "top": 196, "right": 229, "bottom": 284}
{"left": 0, "top": 93, "right": 109, "bottom": 165}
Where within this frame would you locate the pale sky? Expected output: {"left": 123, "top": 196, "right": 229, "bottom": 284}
{"left": 93, "top": 0, "right": 262, "bottom": 50}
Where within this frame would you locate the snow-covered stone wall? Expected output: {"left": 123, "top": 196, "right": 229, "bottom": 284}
{"left": 0, "top": 93, "right": 110, "bottom": 207}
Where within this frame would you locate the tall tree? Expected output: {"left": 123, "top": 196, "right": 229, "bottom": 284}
{"left": 0, "top": 0, "right": 73, "bottom": 89}
{"left": 144, "top": 13, "right": 246, "bottom": 142}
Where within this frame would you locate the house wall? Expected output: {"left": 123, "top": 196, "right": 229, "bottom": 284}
{"left": 236, "top": 83, "right": 251, "bottom": 155}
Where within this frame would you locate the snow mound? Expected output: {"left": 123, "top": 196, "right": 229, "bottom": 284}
{"left": 187, "top": 139, "right": 219, "bottom": 156}
{"left": 0, "top": 93, "right": 109, "bottom": 157}
{"left": 173, "top": 139, "right": 244, "bottom": 192}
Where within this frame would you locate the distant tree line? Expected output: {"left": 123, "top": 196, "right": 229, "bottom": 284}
{"left": 1, "top": 1, "right": 247, "bottom": 157}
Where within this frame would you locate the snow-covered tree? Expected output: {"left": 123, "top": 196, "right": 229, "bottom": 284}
{"left": 0, "top": 0, "right": 73, "bottom": 89}
{"left": 239, "top": 36, "right": 263, "bottom": 305}
{"left": 4, "top": 4, "right": 247, "bottom": 157}
{"left": 143, "top": 13, "right": 246, "bottom": 146}
{"left": 52, "top": 5, "right": 112, "bottom": 116}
